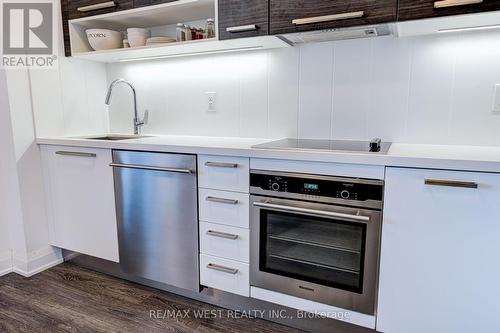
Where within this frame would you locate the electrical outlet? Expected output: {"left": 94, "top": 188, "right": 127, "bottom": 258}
{"left": 492, "top": 84, "right": 500, "bottom": 114}
{"left": 205, "top": 92, "right": 216, "bottom": 112}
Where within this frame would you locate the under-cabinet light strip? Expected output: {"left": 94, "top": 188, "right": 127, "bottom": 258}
{"left": 437, "top": 24, "right": 500, "bottom": 33}
{"left": 118, "top": 46, "right": 264, "bottom": 62}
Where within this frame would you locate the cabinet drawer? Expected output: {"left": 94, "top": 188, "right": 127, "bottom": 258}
{"left": 67, "top": 0, "right": 133, "bottom": 20}
{"left": 398, "top": 0, "right": 500, "bottom": 21}
{"left": 199, "top": 189, "right": 249, "bottom": 228}
{"left": 270, "top": 0, "right": 397, "bottom": 35}
{"left": 198, "top": 155, "right": 249, "bottom": 193}
{"left": 200, "top": 222, "right": 249, "bottom": 263}
{"left": 200, "top": 254, "right": 250, "bottom": 296}
{"left": 218, "top": 0, "right": 269, "bottom": 40}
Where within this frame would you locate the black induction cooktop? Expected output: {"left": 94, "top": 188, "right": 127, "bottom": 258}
{"left": 252, "top": 138, "right": 391, "bottom": 154}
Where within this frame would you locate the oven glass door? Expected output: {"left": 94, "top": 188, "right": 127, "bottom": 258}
{"left": 259, "top": 208, "right": 366, "bottom": 293}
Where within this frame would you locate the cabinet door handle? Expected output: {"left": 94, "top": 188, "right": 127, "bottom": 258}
{"left": 434, "top": 0, "right": 483, "bottom": 9}
{"left": 206, "top": 196, "right": 238, "bottom": 205}
{"left": 207, "top": 263, "right": 239, "bottom": 274}
{"left": 55, "top": 151, "right": 97, "bottom": 158}
{"left": 77, "top": 1, "right": 116, "bottom": 12}
{"left": 204, "top": 161, "right": 238, "bottom": 168}
{"left": 206, "top": 230, "right": 239, "bottom": 240}
{"left": 292, "top": 11, "right": 365, "bottom": 25}
{"left": 226, "top": 24, "right": 258, "bottom": 33}
{"left": 424, "top": 179, "right": 478, "bottom": 189}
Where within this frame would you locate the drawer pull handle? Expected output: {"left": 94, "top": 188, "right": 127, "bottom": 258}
{"left": 292, "top": 11, "right": 364, "bottom": 25}
{"left": 434, "top": 0, "right": 483, "bottom": 9}
{"left": 204, "top": 161, "right": 238, "bottom": 168}
{"left": 206, "top": 230, "right": 239, "bottom": 240}
{"left": 207, "top": 263, "right": 239, "bottom": 274}
{"left": 206, "top": 196, "right": 238, "bottom": 205}
{"left": 77, "top": 1, "right": 116, "bottom": 12}
{"left": 55, "top": 151, "right": 96, "bottom": 158}
{"left": 424, "top": 179, "right": 478, "bottom": 189}
{"left": 226, "top": 24, "right": 258, "bottom": 33}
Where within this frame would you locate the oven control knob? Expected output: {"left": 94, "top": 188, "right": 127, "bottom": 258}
{"left": 271, "top": 183, "right": 280, "bottom": 191}
{"left": 340, "top": 190, "right": 350, "bottom": 199}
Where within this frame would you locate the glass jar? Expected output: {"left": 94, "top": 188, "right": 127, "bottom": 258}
{"left": 184, "top": 24, "right": 192, "bottom": 41}
{"left": 176, "top": 23, "right": 185, "bottom": 42}
{"left": 205, "top": 18, "right": 215, "bottom": 39}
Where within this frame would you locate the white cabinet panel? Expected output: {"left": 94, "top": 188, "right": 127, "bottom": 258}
{"left": 377, "top": 167, "right": 500, "bottom": 333}
{"left": 200, "top": 254, "right": 250, "bottom": 297}
{"left": 198, "top": 155, "right": 249, "bottom": 193}
{"left": 41, "top": 145, "right": 119, "bottom": 262}
{"left": 199, "top": 222, "right": 249, "bottom": 263}
{"left": 198, "top": 188, "right": 249, "bottom": 228}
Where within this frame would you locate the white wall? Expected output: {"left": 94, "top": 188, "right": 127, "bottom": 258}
{"left": 2, "top": 68, "right": 63, "bottom": 276}
{"left": 0, "top": 0, "right": 100, "bottom": 277}
{"left": 0, "top": 69, "right": 14, "bottom": 276}
{"left": 106, "top": 30, "right": 500, "bottom": 146}
{"left": 30, "top": 58, "right": 109, "bottom": 137}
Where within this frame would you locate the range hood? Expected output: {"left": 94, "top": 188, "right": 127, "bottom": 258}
{"left": 277, "top": 24, "right": 394, "bottom": 45}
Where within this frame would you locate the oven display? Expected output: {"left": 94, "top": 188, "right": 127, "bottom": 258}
{"left": 304, "top": 183, "right": 319, "bottom": 190}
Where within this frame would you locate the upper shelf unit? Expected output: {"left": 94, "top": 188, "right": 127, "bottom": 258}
{"left": 64, "top": 0, "right": 500, "bottom": 62}
{"left": 68, "top": 0, "right": 288, "bottom": 62}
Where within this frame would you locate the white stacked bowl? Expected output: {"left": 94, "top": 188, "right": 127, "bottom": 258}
{"left": 127, "top": 28, "right": 150, "bottom": 47}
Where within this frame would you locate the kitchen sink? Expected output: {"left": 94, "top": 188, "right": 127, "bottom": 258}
{"left": 82, "top": 134, "right": 152, "bottom": 141}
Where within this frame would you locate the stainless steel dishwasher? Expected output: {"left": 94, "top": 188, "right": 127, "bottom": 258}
{"left": 111, "top": 150, "right": 199, "bottom": 292}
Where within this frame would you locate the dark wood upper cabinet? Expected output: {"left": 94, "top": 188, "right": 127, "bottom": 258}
{"left": 67, "top": 0, "right": 133, "bottom": 20}
{"left": 398, "top": 0, "right": 500, "bottom": 21}
{"left": 133, "top": 0, "right": 177, "bottom": 9}
{"left": 270, "top": 0, "right": 398, "bottom": 35}
{"left": 218, "top": 0, "right": 269, "bottom": 40}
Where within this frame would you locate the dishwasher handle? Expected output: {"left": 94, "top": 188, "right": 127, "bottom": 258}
{"left": 110, "top": 163, "right": 192, "bottom": 174}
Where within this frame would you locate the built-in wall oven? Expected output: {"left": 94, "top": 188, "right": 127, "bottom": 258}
{"left": 250, "top": 170, "right": 384, "bottom": 315}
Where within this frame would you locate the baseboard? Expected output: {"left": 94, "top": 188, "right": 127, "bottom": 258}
{"left": 12, "top": 246, "right": 63, "bottom": 277}
{"left": 0, "top": 250, "right": 13, "bottom": 276}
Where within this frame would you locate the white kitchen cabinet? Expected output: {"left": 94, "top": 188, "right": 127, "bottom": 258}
{"left": 199, "top": 221, "right": 250, "bottom": 263}
{"left": 41, "top": 145, "right": 119, "bottom": 262}
{"left": 377, "top": 167, "right": 500, "bottom": 333}
{"left": 197, "top": 154, "right": 250, "bottom": 297}
{"left": 198, "top": 188, "right": 249, "bottom": 228}
{"left": 198, "top": 155, "right": 249, "bottom": 193}
{"left": 200, "top": 254, "right": 250, "bottom": 297}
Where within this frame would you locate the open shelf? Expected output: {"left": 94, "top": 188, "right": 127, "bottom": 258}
{"left": 68, "top": 0, "right": 289, "bottom": 62}
{"left": 71, "top": 36, "right": 288, "bottom": 62}
{"left": 70, "top": 0, "right": 215, "bottom": 30}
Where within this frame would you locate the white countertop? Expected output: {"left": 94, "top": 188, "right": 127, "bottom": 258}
{"left": 37, "top": 134, "right": 500, "bottom": 173}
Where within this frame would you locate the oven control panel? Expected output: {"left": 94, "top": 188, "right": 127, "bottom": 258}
{"left": 250, "top": 171, "right": 383, "bottom": 203}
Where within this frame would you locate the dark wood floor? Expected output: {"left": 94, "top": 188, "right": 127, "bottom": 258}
{"left": 0, "top": 263, "right": 302, "bottom": 333}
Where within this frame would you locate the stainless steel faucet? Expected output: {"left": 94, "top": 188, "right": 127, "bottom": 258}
{"left": 105, "top": 78, "right": 148, "bottom": 135}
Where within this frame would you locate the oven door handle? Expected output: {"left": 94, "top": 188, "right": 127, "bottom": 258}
{"left": 253, "top": 201, "right": 370, "bottom": 222}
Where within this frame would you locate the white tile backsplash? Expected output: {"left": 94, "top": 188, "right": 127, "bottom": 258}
{"left": 100, "top": 30, "right": 500, "bottom": 146}
{"left": 297, "top": 43, "right": 334, "bottom": 139}
{"left": 331, "top": 38, "right": 372, "bottom": 140}
{"left": 267, "top": 47, "right": 300, "bottom": 139}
